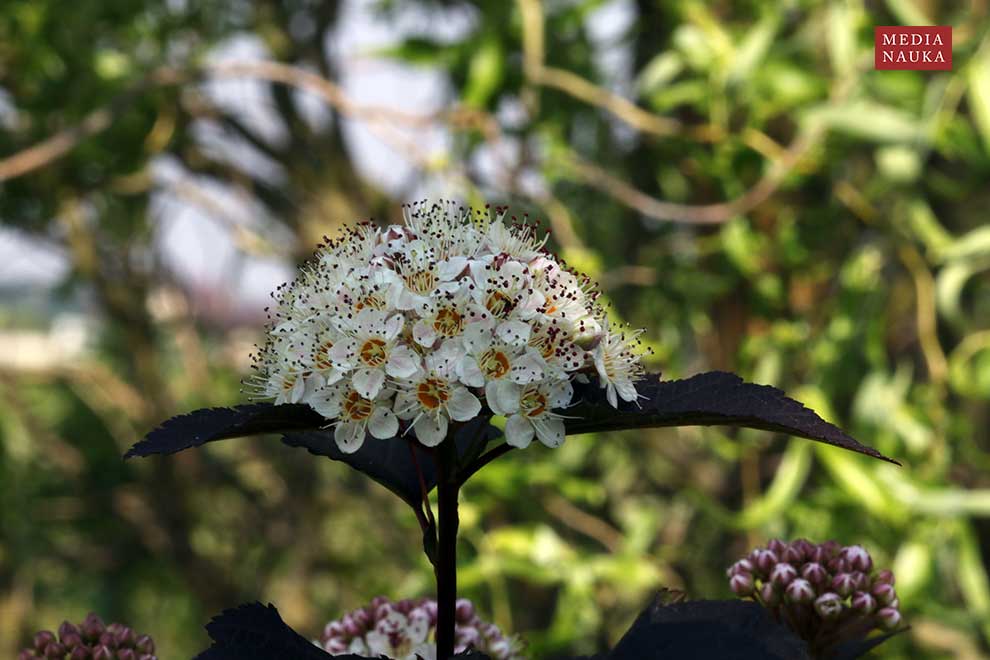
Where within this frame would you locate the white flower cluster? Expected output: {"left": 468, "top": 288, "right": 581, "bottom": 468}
{"left": 318, "top": 596, "right": 524, "bottom": 660}
{"left": 248, "top": 201, "right": 645, "bottom": 453}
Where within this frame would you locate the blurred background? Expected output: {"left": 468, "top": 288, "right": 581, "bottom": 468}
{"left": 1, "top": 0, "right": 989, "bottom": 657}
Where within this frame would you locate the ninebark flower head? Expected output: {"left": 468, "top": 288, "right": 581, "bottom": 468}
{"left": 247, "top": 201, "right": 647, "bottom": 453}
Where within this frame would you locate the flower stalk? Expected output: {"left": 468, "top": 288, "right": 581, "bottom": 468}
{"left": 435, "top": 435, "right": 461, "bottom": 659}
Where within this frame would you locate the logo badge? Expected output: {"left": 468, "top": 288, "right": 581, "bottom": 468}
{"left": 875, "top": 26, "right": 952, "bottom": 70}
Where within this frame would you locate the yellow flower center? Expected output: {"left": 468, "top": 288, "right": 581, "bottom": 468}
{"left": 485, "top": 290, "right": 515, "bottom": 318}
{"left": 433, "top": 307, "right": 464, "bottom": 337}
{"left": 478, "top": 348, "right": 510, "bottom": 379}
{"left": 343, "top": 390, "right": 374, "bottom": 421}
{"left": 416, "top": 378, "right": 450, "bottom": 410}
{"left": 355, "top": 294, "right": 386, "bottom": 311}
{"left": 404, "top": 269, "right": 437, "bottom": 295}
{"left": 359, "top": 338, "right": 388, "bottom": 367}
{"left": 520, "top": 389, "right": 548, "bottom": 417}
{"left": 313, "top": 340, "right": 334, "bottom": 370}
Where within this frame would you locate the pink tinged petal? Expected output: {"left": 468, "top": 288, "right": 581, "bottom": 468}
{"left": 329, "top": 338, "right": 359, "bottom": 369}
{"left": 458, "top": 356, "right": 486, "bottom": 388}
{"left": 309, "top": 392, "right": 343, "bottom": 419}
{"left": 368, "top": 407, "right": 399, "bottom": 439}
{"left": 334, "top": 422, "right": 366, "bottom": 453}
{"left": 496, "top": 320, "right": 531, "bottom": 346}
{"left": 505, "top": 414, "right": 534, "bottom": 448}
{"left": 486, "top": 380, "right": 520, "bottom": 416}
{"left": 463, "top": 320, "right": 495, "bottom": 351}
{"left": 414, "top": 414, "right": 448, "bottom": 446}
{"left": 352, "top": 368, "right": 386, "bottom": 399}
{"left": 386, "top": 345, "right": 420, "bottom": 378}
{"left": 508, "top": 353, "right": 543, "bottom": 384}
{"left": 383, "top": 314, "right": 404, "bottom": 340}
{"left": 533, "top": 418, "right": 565, "bottom": 448}
{"left": 447, "top": 387, "right": 481, "bottom": 422}
{"left": 393, "top": 391, "right": 419, "bottom": 419}
{"left": 413, "top": 320, "right": 438, "bottom": 347}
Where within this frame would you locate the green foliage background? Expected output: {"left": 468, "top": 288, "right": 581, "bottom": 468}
{"left": 1, "top": 0, "right": 989, "bottom": 657}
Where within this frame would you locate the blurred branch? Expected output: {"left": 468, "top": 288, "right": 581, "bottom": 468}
{"left": 543, "top": 493, "right": 623, "bottom": 552}
{"left": 899, "top": 244, "right": 948, "bottom": 385}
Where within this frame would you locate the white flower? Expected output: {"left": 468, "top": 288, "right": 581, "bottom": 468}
{"left": 412, "top": 288, "right": 472, "bottom": 348}
{"left": 593, "top": 322, "right": 645, "bottom": 408}
{"left": 394, "top": 348, "right": 482, "bottom": 446}
{"left": 329, "top": 309, "right": 420, "bottom": 398}
{"left": 505, "top": 380, "right": 573, "bottom": 448}
{"left": 457, "top": 320, "right": 543, "bottom": 415}
{"left": 308, "top": 384, "right": 399, "bottom": 453}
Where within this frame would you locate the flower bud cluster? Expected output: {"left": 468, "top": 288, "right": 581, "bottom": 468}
{"left": 247, "top": 201, "right": 647, "bottom": 453}
{"left": 727, "top": 540, "right": 902, "bottom": 652}
{"left": 318, "top": 596, "right": 524, "bottom": 660}
{"left": 19, "top": 613, "right": 156, "bottom": 660}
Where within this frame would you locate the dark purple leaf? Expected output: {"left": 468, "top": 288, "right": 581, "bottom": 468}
{"left": 564, "top": 372, "right": 897, "bottom": 464}
{"left": 831, "top": 628, "right": 907, "bottom": 659}
{"left": 124, "top": 403, "right": 323, "bottom": 458}
{"left": 194, "top": 602, "right": 349, "bottom": 660}
{"left": 126, "top": 405, "right": 498, "bottom": 512}
{"left": 607, "top": 594, "right": 810, "bottom": 660}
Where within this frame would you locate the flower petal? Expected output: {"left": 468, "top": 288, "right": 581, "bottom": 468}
{"left": 447, "top": 386, "right": 482, "bottom": 421}
{"left": 352, "top": 368, "right": 386, "bottom": 399}
{"left": 486, "top": 380, "right": 520, "bottom": 416}
{"left": 413, "top": 319, "right": 438, "bottom": 347}
{"left": 368, "top": 407, "right": 399, "bottom": 439}
{"left": 334, "top": 422, "right": 366, "bottom": 453}
{"left": 458, "top": 355, "right": 486, "bottom": 388}
{"left": 496, "top": 320, "right": 531, "bottom": 346}
{"left": 386, "top": 344, "right": 421, "bottom": 378}
{"left": 505, "top": 414, "right": 534, "bottom": 448}
{"left": 534, "top": 418, "right": 565, "bottom": 448}
{"left": 414, "top": 414, "right": 448, "bottom": 446}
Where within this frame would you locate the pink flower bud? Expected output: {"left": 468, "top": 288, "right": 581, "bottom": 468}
{"left": 19, "top": 651, "right": 36, "bottom": 660}
{"left": 767, "top": 539, "right": 787, "bottom": 555}
{"left": 769, "top": 562, "right": 798, "bottom": 588}
{"left": 118, "top": 649, "right": 137, "bottom": 660}
{"left": 70, "top": 648, "right": 91, "bottom": 660}
{"left": 832, "top": 573, "right": 857, "bottom": 597}
{"left": 851, "top": 591, "right": 876, "bottom": 614}
{"left": 730, "top": 572, "right": 755, "bottom": 597}
{"left": 727, "top": 558, "right": 753, "bottom": 577}
{"left": 782, "top": 544, "right": 804, "bottom": 564}
{"left": 871, "top": 582, "right": 897, "bottom": 606}
{"left": 877, "top": 607, "right": 902, "bottom": 630}
{"left": 135, "top": 634, "right": 155, "bottom": 655}
{"left": 92, "top": 646, "right": 113, "bottom": 660}
{"left": 841, "top": 545, "right": 873, "bottom": 572}
{"left": 80, "top": 614, "right": 105, "bottom": 642}
{"left": 43, "top": 643, "right": 66, "bottom": 658}
{"left": 801, "top": 562, "right": 827, "bottom": 586}
{"left": 34, "top": 631, "right": 57, "bottom": 651}
{"left": 785, "top": 578, "right": 815, "bottom": 604}
{"left": 760, "top": 582, "right": 780, "bottom": 606}
{"left": 138, "top": 655, "right": 157, "bottom": 660}
{"left": 793, "top": 539, "right": 815, "bottom": 559}
{"left": 323, "top": 621, "right": 344, "bottom": 638}
{"left": 814, "top": 593, "right": 844, "bottom": 620}
{"left": 323, "top": 638, "right": 348, "bottom": 654}
{"left": 752, "top": 549, "right": 778, "bottom": 577}
{"left": 827, "top": 557, "right": 848, "bottom": 574}
{"left": 455, "top": 598, "right": 475, "bottom": 623}
{"left": 58, "top": 622, "right": 80, "bottom": 640}
{"left": 874, "top": 569, "right": 895, "bottom": 585}
{"left": 60, "top": 632, "right": 83, "bottom": 650}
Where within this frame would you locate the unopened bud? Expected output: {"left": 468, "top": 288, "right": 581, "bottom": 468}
{"left": 58, "top": 622, "right": 80, "bottom": 640}
{"left": 851, "top": 591, "right": 876, "bottom": 614}
{"left": 767, "top": 539, "right": 787, "bottom": 555}
{"left": 455, "top": 598, "right": 475, "bottom": 623}
{"left": 842, "top": 545, "right": 873, "bottom": 572}
{"left": 44, "top": 643, "right": 66, "bottom": 658}
{"left": 80, "top": 615, "right": 105, "bottom": 642}
{"left": 70, "top": 648, "right": 91, "bottom": 660}
{"left": 871, "top": 582, "right": 897, "bottom": 606}
{"left": 832, "top": 573, "right": 857, "bottom": 597}
{"left": 34, "top": 631, "right": 57, "bottom": 651}
{"left": 874, "top": 569, "right": 895, "bottom": 585}
{"left": 730, "top": 572, "right": 755, "bottom": 597}
{"left": 727, "top": 558, "right": 753, "bottom": 577}
{"left": 60, "top": 632, "right": 83, "bottom": 650}
{"left": 814, "top": 593, "right": 844, "bottom": 620}
{"left": 92, "top": 646, "right": 112, "bottom": 660}
{"left": 134, "top": 635, "right": 155, "bottom": 655}
{"left": 752, "top": 549, "right": 778, "bottom": 577}
{"left": 877, "top": 607, "right": 902, "bottom": 630}
{"left": 117, "top": 650, "right": 136, "bottom": 660}
{"left": 801, "top": 562, "right": 827, "bottom": 586}
{"left": 769, "top": 562, "right": 797, "bottom": 588}
{"left": 760, "top": 582, "right": 780, "bottom": 606}
{"left": 785, "top": 578, "right": 815, "bottom": 604}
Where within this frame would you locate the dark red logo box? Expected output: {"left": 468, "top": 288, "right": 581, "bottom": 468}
{"left": 875, "top": 26, "right": 952, "bottom": 70}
